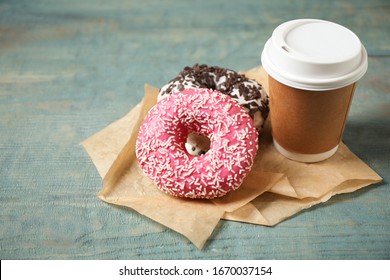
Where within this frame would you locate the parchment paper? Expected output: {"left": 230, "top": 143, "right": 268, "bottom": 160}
{"left": 82, "top": 67, "right": 382, "bottom": 249}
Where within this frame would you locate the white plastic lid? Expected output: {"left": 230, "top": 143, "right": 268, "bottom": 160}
{"left": 261, "top": 19, "right": 368, "bottom": 90}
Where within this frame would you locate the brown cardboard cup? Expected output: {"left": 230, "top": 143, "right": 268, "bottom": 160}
{"left": 269, "top": 76, "right": 357, "bottom": 162}
{"left": 261, "top": 19, "right": 368, "bottom": 162}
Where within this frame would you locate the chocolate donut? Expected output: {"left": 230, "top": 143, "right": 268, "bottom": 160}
{"left": 158, "top": 64, "right": 269, "bottom": 131}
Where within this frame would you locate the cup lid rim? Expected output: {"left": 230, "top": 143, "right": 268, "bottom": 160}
{"left": 261, "top": 19, "right": 368, "bottom": 90}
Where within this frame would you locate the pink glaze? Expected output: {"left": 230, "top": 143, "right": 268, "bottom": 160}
{"left": 136, "top": 88, "right": 259, "bottom": 199}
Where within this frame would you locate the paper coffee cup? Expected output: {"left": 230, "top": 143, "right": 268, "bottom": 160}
{"left": 261, "top": 19, "right": 368, "bottom": 162}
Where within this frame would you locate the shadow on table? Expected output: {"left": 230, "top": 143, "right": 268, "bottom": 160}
{"left": 343, "top": 119, "right": 389, "bottom": 170}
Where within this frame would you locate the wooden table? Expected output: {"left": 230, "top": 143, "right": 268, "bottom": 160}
{"left": 1, "top": 0, "right": 389, "bottom": 259}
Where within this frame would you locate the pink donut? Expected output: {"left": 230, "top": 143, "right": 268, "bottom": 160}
{"left": 136, "top": 88, "right": 259, "bottom": 199}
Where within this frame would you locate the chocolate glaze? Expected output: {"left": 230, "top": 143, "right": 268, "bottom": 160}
{"left": 158, "top": 64, "right": 269, "bottom": 130}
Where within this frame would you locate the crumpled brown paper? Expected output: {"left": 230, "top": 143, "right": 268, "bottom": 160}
{"left": 81, "top": 66, "right": 382, "bottom": 249}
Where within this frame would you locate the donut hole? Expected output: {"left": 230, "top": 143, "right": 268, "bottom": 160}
{"left": 185, "top": 132, "right": 211, "bottom": 156}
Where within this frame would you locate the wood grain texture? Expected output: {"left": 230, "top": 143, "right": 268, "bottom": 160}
{"left": 0, "top": 0, "right": 389, "bottom": 259}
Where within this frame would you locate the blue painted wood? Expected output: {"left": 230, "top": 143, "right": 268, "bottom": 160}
{"left": 0, "top": 0, "right": 389, "bottom": 259}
